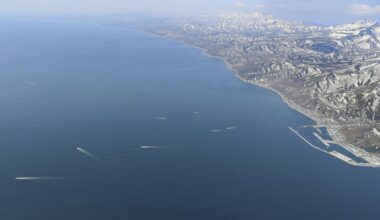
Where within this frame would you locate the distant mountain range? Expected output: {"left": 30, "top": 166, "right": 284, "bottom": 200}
{"left": 145, "top": 12, "right": 380, "bottom": 163}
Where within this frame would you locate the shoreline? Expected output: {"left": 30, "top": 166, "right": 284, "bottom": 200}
{"left": 136, "top": 31, "right": 380, "bottom": 167}
{"left": 156, "top": 35, "right": 380, "bottom": 167}
{"left": 209, "top": 52, "right": 380, "bottom": 167}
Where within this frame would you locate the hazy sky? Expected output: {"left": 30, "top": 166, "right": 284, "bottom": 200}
{"left": 1, "top": 0, "right": 380, "bottom": 24}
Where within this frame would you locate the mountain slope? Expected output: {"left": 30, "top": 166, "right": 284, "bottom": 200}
{"left": 150, "top": 13, "right": 380, "bottom": 162}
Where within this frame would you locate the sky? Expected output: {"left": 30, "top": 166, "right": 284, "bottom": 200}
{"left": 0, "top": 0, "right": 380, "bottom": 25}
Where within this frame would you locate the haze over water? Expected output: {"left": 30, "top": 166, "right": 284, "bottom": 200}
{"left": 1, "top": 19, "right": 380, "bottom": 219}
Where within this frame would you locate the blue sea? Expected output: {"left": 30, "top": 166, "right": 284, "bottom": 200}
{"left": 1, "top": 19, "right": 380, "bottom": 220}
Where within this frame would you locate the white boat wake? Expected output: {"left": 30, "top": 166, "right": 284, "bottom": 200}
{"left": 154, "top": 117, "right": 167, "bottom": 120}
{"left": 76, "top": 147, "right": 99, "bottom": 161}
{"left": 15, "top": 177, "right": 66, "bottom": 181}
{"left": 211, "top": 129, "right": 224, "bottom": 133}
{"left": 140, "top": 146, "right": 163, "bottom": 149}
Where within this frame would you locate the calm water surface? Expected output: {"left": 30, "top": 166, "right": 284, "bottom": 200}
{"left": 0, "top": 19, "right": 380, "bottom": 220}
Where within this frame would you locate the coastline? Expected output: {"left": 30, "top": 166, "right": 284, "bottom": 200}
{"left": 207, "top": 51, "right": 380, "bottom": 167}
{"left": 130, "top": 31, "right": 380, "bottom": 167}
{"left": 154, "top": 34, "right": 380, "bottom": 167}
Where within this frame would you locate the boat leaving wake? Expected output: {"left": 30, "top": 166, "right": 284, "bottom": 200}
{"left": 76, "top": 147, "right": 99, "bottom": 161}
{"left": 140, "top": 146, "right": 163, "bottom": 149}
{"left": 15, "top": 177, "right": 66, "bottom": 181}
{"left": 154, "top": 117, "right": 167, "bottom": 120}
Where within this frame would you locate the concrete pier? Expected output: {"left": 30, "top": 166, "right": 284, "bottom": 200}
{"left": 289, "top": 126, "right": 379, "bottom": 168}
{"left": 313, "top": 132, "right": 330, "bottom": 147}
